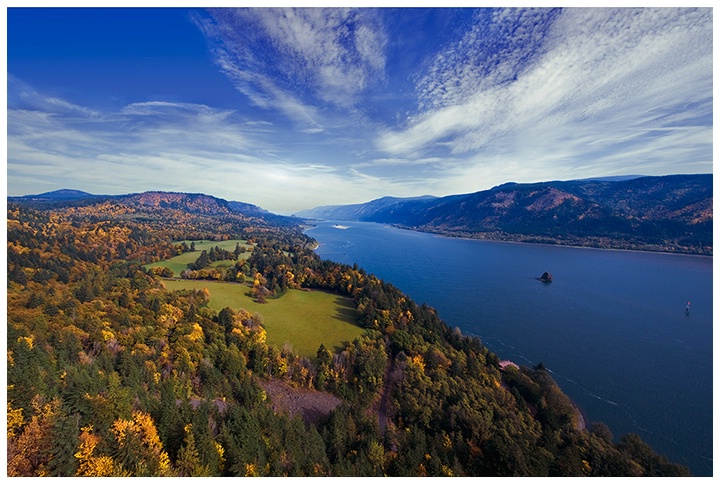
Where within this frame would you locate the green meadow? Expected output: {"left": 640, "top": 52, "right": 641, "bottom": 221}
{"left": 175, "top": 239, "right": 253, "bottom": 252}
{"left": 145, "top": 239, "right": 252, "bottom": 275}
{"left": 163, "top": 279, "right": 365, "bottom": 358}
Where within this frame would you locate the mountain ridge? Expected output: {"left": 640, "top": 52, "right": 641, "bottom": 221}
{"left": 8, "top": 189, "right": 297, "bottom": 225}
{"left": 299, "top": 174, "right": 712, "bottom": 255}
{"left": 294, "top": 195, "right": 437, "bottom": 220}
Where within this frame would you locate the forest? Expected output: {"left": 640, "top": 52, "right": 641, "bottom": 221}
{"left": 6, "top": 193, "right": 691, "bottom": 476}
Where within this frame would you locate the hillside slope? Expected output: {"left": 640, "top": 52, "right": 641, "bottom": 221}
{"left": 301, "top": 175, "right": 712, "bottom": 254}
{"left": 9, "top": 189, "right": 300, "bottom": 227}
{"left": 295, "top": 195, "right": 437, "bottom": 220}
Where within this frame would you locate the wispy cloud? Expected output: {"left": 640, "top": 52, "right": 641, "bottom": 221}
{"left": 7, "top": 80, "right": 408, "bottom": 212}
{"left": 377, "top": 8, "right": 712, "bottom": 181}
{"left": 7, "top": 8, "right": 712, "bottom": 212}
{"left": 9, "top": 75, "right": 101, "bottom": 118}
{"left": 194, "top": 8, "right": 387, "bottom": 123}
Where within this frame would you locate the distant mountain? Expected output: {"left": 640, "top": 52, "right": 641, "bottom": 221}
{"left": 295, "top": 195, "right": 437, "bottom": 220}
{"left": 8, "top": 189, "right": 299, "bottom": 226}
{"left": 228, "top": 200, "right": 271, "bottom": 216}
{"left": 574, "top": 175, "right": 645, "bottom": 182}
{"left": 117, "top": 191, "right": 233, "bottom": 215}
{"left": 299, "top": 174, "right": 712, "bottom": 254}
{"left": 11, "top": 188, "right": 98, "bottom": 201}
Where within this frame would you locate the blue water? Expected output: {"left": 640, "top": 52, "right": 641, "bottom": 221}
{"left": 305, "top": 221, "right": 713, "bottom": 476}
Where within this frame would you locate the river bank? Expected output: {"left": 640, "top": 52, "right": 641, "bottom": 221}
{"left": 390, "top": 224, "right": 712, "bottom": 256}
{"left": 499, "top": 360, "right": 586, "bottom": 432}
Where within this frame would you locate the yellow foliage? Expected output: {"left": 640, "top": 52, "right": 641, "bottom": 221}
{"left": 245, "top": 462, "right": 259, "bottom": 477}
{"left": 75, "top": 425, "right": 115, "bottom": 477}
{"left": 110, "top": 411, "right": 172, "bottom": 476}
{"left": 7, "top": 402, "right": 24, "bottom": 439}
{"left": 187, "top": 322, "right": 204, "bottom": 343}
{"left": 8, "top": 397, "right": 58, "bottom": 476}
{"left": 215, "top": 441, "right": 226, "bottom": 473}
{"left": 17, "top": 335, "right": 34, "bottom": 349}
{"left": 157, "top": 450, "right": 173, "bottom": 477}
{"left": 158, "top": 303, "right": 184, "bottom": 327}
{"left": 252, "top": 326, "right": 267, "bottom": 345}
{"left": 410, "top": 354, "right": 426, "bottom": 373}
{"left": 441, "top": 464, "right": 454, "bottom": 477}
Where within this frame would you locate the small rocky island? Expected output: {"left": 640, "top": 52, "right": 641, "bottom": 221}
{"left": 538, "top": 272, "right": 553, "bottom": 283}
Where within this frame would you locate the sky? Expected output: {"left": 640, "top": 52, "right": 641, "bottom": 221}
{"left": 5, "top": 5, "right": 714, "bottom": 214}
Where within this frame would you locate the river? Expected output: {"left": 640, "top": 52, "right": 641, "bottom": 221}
{"left": 304, "top": 221, "right": 713, "bottom": 476}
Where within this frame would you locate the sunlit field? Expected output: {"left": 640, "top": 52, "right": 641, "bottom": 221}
{"left": 163, "top": 279, "right": 365, "bottom": 357}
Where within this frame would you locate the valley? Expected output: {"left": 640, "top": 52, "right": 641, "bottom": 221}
{"left": 6, "top": 187, "right": 703, "bottom": 477}
{"left": 297, "top": 174, "right": 712, "bottom": 255}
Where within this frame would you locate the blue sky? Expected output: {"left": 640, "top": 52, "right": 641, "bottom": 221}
{"left": 6, "top": 6, "right": 713, "bottom": 213}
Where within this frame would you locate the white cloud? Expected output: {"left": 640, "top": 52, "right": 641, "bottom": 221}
{"left": 121, "top": 101, "right": 234, "bottom": 121}
{"left": 195, "top": 8, "right": 387, "bottom": 116}
{"left": 8, "top": 74, "right": 101, "bottom": 118}
{"left": 7, "top": 80, "right": 406, "bottom": 212}
{"left": 7, "top": 8, "right": 712, "bottom": 213}
{"left": 377, "top": 7, "right": 712, "bottom": 181}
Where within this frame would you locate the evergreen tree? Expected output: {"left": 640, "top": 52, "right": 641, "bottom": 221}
{"left": 176, "top": 424, "right": 210, "bottom": 476}
{"left": 47, "top": 411, "right": 80, "bottom": 476}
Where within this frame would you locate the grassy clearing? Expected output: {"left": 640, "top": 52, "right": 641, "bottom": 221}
{"left": 145, "top": 252, "right": 203, "bottom": 275}
{"left": 145, "top": 239, "right": 252, "bottom": 275}
{"left": 162, "top": 279, "right": 365, "bottom": 358}
{"left": 175, "top": 239, "right": 253, "bottom": 252}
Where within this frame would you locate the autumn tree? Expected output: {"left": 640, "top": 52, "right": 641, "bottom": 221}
{"left": 110, "top": 411, "right": 173, "bottom": 476}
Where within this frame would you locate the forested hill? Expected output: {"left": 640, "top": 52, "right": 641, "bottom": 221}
{"left": 9, "top": 190, "right": 300, "bottom": 227}
{"left": 7, "top": 193, "right": 690, "bottom": 476}
{"left": 299, "top": 174, "right": 712, "bottom": 254}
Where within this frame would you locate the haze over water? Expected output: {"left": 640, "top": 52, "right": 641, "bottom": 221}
{"left": 306, "top": 221, "right": 713, "bottom": 476}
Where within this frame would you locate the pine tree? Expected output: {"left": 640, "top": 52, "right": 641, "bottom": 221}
{"left": 47, "top": 411, "right": 80, "bottom": 476}
{"left": 176, "top": 424, "right": 211, "bottom": 476}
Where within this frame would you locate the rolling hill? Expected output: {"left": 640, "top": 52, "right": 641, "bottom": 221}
{"left": 9, "top": 189, "right": 299, "bottom": 226}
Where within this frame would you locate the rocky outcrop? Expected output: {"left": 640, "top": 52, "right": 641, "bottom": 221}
{"left": 539, "top": 272, "right": 553, "bottom": 283}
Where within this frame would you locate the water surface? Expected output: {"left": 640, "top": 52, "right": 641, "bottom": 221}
{"left": 305, "top": 221, "right": 713, "bottom": 476}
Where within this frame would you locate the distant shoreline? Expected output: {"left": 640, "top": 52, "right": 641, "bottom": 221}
{"left": 391, "top": 224, "right": 712, "bottom": 258}
{"left": 302, "top": 220, "right": 711, "bottom": 257}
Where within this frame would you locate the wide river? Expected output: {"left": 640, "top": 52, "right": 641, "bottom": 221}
{"left": 304, "top": 221, "right": 713, "bottom": 476}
